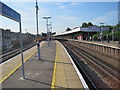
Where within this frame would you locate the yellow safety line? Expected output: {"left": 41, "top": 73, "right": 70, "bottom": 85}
{"left": 51, "top": 41, "right": 58, "bottom": 88}
{"left": 0, "top": 50, "right": 37, "bottom": 84}
{"left": 0, "top": 42, "right": 45, "bottom": 83}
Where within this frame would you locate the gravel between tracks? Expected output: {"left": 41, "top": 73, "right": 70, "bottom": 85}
{"left": 61, "top": 40, "right": 119, "bottom": 89}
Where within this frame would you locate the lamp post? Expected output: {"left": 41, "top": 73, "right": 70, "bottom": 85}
{"left": 118, "top": 27, "right": 120, "bottom": 44}
{"left": 43, "top": 16, "right": 51, "bottom": 46}
{"left": 100, "top": 23, "right": 104, "bottom": 43}
{"left": 50, "top": 22, "right": 52, "bottom": 41}
{"left": 112, "top": 28, "right": 114, "bottom": 42}
{"left": 35, "top": 0, "right": 40, "bottom": 60}
{"left": 87, "top": 31, "right": 90, "bottom": 41}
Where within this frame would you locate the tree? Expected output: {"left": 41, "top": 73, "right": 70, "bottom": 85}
{"left": 66, "top": 27, "right": 71, "bottom": 31}
{"left": 88, "top": 22, "right": 93, "bottom": 27}
{"left": 92, "top": 24, "right": 120, "bottom": 41}
{"left": 82, "top": 22, "right": 88, "bottom": 27}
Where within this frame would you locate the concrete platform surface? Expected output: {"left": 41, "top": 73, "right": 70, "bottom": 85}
{"left": 1, "top": 40, "right": 87, "bottom": 89}
{"left": 2, "top": 41, "right": 56, "bottom": 88}
{"left": 51, "top": 41, "right": 85, "bottom": 89}
{"left": 73, "top": 40, "right": 120, "bottom": 48}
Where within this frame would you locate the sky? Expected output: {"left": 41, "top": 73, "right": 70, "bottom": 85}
{"left": 0, "top": 0, "right": 119, "bottom": 35}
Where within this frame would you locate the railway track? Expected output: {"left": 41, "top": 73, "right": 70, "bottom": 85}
{"left": 0, "top": 43, "right": 36, "bottom": 63}
{"left": 65, "top": 45, "right": 97, "bottom": 89}
{"left": 60, "top": 40, "right": 120, "bottom": 88}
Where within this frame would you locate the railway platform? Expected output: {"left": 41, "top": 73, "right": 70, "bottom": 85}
{"left": 1, "top": 40, "right": 87, "bottom": 89}
{"left": 72, "top": 39, "right": 120, "bottom": 48}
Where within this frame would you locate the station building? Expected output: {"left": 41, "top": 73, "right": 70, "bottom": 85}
{"left": 42, "top": 32, "right": 56, "bottom": 40}
{"left": 54, "top": 25, "right": 109, "bottom": 40}
{"left": 0, "top": 28, "right": 35, "bottom": 53}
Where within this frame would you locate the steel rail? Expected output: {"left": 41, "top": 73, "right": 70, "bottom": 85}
{"left": 61, "top": 41, "right": 120, "bottom": 88}
{"left": 0, "top": 43, "right": 36, "bottom": 63}
{"left": 62, "top": 42, "right": 97, "bottom": 89}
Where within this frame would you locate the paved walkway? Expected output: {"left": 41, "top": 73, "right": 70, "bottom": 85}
{"left": 83, "top": 40, "right": 119, "bottom": 48}
{"left": 71, "top": 39, "right": 120, "bottom": 48}
{"left": 90, "top": 41, "right": 120, "bottom": 48}
{"left": 52, "top": 41, "right": 84, "bottom": 88}
{"left": 1, "top": 40, "right": 86, "bottom": 89}
{"left": 2, "top": 41, "right": 56, "bottom": 88}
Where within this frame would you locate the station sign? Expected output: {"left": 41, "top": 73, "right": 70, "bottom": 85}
{"left": 0, "top": 1, "right": 20, "bottom": 22}
{"left": 0, "top": 1, "right": 26, "bottom": 79}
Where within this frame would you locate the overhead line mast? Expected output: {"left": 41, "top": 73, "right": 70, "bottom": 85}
{"left": 35, "top": 0, "right": 40, "bottom": 60}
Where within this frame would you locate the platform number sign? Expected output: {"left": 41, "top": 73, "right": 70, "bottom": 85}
{"left": 0, "top": 1, "right": 25, "bottom": 79}
{"left": 0, "top": 1, "right": 20, "bottom": 22}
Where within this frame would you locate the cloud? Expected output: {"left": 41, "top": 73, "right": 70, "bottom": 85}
{"left": 22, "top": 17, "right": 34, "bottom": 21}
{"left": 58, "top": 2, "right": 80, "bottom": 9}
{"left": 1, "top": 0, "right": 119, "bottom": 2}
{"left": 17, "top": 8, "right": 35, "bottom": 21}
{"left": 9, "top": 2, "right": 27, "bottom": 7}
{"left": 58, "top": 5, "right": 67, "bottom": 9}
{"left": 92, "top": 11, "right": 118, "bottom": 25}
{"left": 70, "top": 2, "right": 80, "bottom": 6}
{"left": 58, "top": 16, "right": 78, "bottom": 21}
{"left": 54, "top": 2, "right": 63, "bottom": 5}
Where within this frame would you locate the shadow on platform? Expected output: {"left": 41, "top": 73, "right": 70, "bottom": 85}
{"left": 25, "top": 78, "right": 73, "bottom": 89}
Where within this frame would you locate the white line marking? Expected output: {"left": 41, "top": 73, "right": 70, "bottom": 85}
{"left": 1, "top": 41, "right": 45, "bottom": 65}
{"left": 1, "top": 46, "right": 37, "bottom": 65}
{"left": 59, "top": 41, "right": 89, "bottom": 89}
{"left": 32, "top": 73, "right": 39, "bottom": 77}
{"left": 19, "top": 77, "right": 26, "bottom": 80}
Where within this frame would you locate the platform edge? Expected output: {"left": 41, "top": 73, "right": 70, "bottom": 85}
{"left": 59, "top": 41, "right": 89, "bottom": 89}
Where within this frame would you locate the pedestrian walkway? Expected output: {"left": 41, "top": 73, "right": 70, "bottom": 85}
{"left": 73, "top": 39, "right": 120, "bottom": 48}
{"left": 0, "top": 41, "right": 45, "bottom": 84}
{"left": 51, "top": 41, "right": 85, "bottom": 88}
{"left": 1, "top": 40, "right": 87, "bottom": 89}
{"left": 91, "top": 41, "right": 120, "bottom": 48}
{"left": 2, "top": 41, "right": 56, "bottom": 88}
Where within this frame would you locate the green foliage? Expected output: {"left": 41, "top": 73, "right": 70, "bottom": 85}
{"left": 92, "top": 24, "right": 120, "bottom": 39}
{"left": 66, "top": 27, "right": 72, "bottom": 31}
{"left": 88, "top": 22, "right": 93, "bottom": 26}
{"left": 81, "top": 22, "right": 93, "bottom": 27}
{"left": 93, "top": 33, "right": 99, "bottom": 37}
{"left": 82, "top": 22, "right": 88, "bottom": 27}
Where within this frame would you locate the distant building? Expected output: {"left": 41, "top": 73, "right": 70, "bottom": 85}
{"left": 80, "top": 25, "right": 100, "bottom": 32}
{"left": 11, "top": 32, "right": 19, "bottom": 41}
{"left": 54, "top": 25, "right": 109, "bottom": 40}
{"left": 0, "top": 28, "right": 12, "bottom": 52}
{"left": 80, "top": 25, "right": 109, "bottom": 32}
{"left": 42, "top": 32, "right": 56, "bottom": 40}
{"left": 0, "top": 28, "right": 35, "bottom": 53}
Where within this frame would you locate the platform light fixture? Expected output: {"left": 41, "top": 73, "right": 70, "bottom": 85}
{"left": 100, "top": 23, "right": 104, "bottom": 43}
{"left": 50, "top": 22, "right": 52, "bottom": 41}
{"left": 43, "top": 16, "right": 51, "bottom": 46}
{"left": 35, "top": 0, "right": 40, "bottom": 60}
{"left": 0, "top": 1, "right": 25, "bottom": 79}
